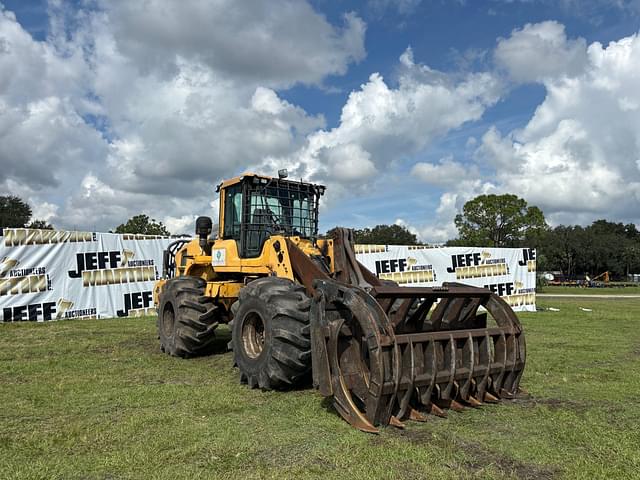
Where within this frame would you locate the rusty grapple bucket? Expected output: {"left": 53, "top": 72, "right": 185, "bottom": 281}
{"left": 309, "top": 280, "right": 526, "bottom": 433}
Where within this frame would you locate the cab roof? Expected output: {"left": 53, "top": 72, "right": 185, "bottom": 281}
{"left": 216, "top": 172, "right": 325, "bottom": 193}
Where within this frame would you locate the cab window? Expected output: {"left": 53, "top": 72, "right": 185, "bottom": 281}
{"left": 223, "top": 184, "right": 242, "bottom": 240}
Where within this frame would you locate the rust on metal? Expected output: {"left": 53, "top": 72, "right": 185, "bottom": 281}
{"left": 309, "top": 276, "right": 526, "bottom": 432}
{"left": 286, "top": 238, "right": 330, "bottom": 295}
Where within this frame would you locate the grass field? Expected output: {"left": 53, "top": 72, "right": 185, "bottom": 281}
{"left": 2, "top": 297, "right": 640, "bottom": 479}
{"left": 537, "top": 285, "right": 640, "bottom": 295}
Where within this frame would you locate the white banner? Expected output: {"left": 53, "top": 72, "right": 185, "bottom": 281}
{"left": 355, "top": 245, "right": 537, "bottom": 312}
{"left": 0, "top": 228, "right": 174, "bottom": 322}
{"left": 0, "top": 229, "right": 536, "bottom": 322}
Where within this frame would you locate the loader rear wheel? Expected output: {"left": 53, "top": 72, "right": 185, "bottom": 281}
{"left": 158, "top": 276, "right": 219, "bottom": 357}
{"left": 231, "top": 277, "right": 311, "bottom": 390}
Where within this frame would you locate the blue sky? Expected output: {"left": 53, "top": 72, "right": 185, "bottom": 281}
{"left": 1, "top": 0, "right": 639, "bottom": 238}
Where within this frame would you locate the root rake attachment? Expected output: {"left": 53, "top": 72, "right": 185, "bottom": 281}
{"left": 310, "top": 280, "right": 526, "bottom": 433}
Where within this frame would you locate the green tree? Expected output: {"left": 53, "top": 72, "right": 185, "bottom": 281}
{"left": 622, "top": 243, "right": 640, "bottom": 276}
{"left": 352, "top": 224, "right": 419, "bottom": 245}
{"left": 541, "top": 225, "right": 584, "bottom": 277}
{"left": 115, "top": 214, "right": 170, "bottom": 236}
{"left": 537, "top": 219, "right": 640, "bottom": 278}
{"left": 0, "top": 195, "right": 32, "bottom": 230}
{"left": 453, "top": 194, "right": 547, "bottom": 247}
{"left": 27, "top": 220, "right": 54, "bottom": 230}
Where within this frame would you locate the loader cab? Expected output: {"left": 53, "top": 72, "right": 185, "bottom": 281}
{"left": 217, "top": 173, "right": 325, "bottom": 258}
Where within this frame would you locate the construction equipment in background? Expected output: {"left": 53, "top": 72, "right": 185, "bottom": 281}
{"left": 154, "top": 172, "right": 526, "bottom": 432}
{"left": 586, "top": 271, "right": 610, "bottom": 288}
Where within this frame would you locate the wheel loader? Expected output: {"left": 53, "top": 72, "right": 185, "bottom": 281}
{"left": 154, "top": 172, "right": 526, "bottom": 432}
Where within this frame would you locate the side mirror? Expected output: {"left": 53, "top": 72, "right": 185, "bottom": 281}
{"left": 195, "top": 216, "right": 213, "bottom": 252}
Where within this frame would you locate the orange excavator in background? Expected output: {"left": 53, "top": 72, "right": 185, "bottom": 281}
{"left": 587, "top": 271, "right": 610, "bottom": 288}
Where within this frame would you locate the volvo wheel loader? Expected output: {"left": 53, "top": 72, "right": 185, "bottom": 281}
{"left": 154, "top": 172, "right": 526, "bottom": 432}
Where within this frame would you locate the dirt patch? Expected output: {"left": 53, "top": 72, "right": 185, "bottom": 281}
{"left": 252, "top": 444, "right": 338, "bottom": 472}
{"left": 117, "top": 336, "right": 159, "bottom": 352}
{"left": 382, "top": 427, "right": 559, "bottom": 479}
{"left": 89, "top": 345, "right": 119, "bottom": 354}
{"left": 462, "top": 441, "right": 558, "bottom": 479}
{"left": 512, "top": 396, "right": 591, "bottom": 413}
{"left": 521, "top": 396, "right": 631, "bottom": 423}
{"left": 386, "top": 426, "right": 436, "bottom": 445}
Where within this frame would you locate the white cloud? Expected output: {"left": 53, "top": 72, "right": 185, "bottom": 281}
{"left": 97, "top": 0, "right": 366, "bottom": 88}
{"left": 411, "top": 156, "right": 477, "bottom": 186}
{"left": 321, "top": 143, "right": 378, "bottom": 181}
{"left": 164, "top": 215, "right": 198, "bottom": 236}
{"left": 394, "top": 216, "right": 454, "bottom": 245}
{"left": 29, "top": 200, "right": 58, "bottom": 223}
{"left": 281, "top": 47, "right": 503, "bottom": 188}
{"left": 494, "top": 21, "right": 588, "bottom": 82}
{"left": 0, "top": 7, "right": 87, "bottom": 102}
{"left": 417, "top": 179, "right": 499, "bottom": 243}
{"left": 480, "top": 29, "right": 640, "bottom": 224}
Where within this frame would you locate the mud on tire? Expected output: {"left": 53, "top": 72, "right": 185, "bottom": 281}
{"left": 158, "top": 276, "right": 219, "bottom": 357}
{"left": 230, "top": 277, "right": 311, "bottom": 390}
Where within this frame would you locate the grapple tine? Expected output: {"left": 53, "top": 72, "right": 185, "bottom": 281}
{"left": 466, "top": 396, "right": 483, "bottom": 407}
{"left": 428, "top": 402, "right": 448, "bottom": 418}
{"left": 475, "top": 333, "right": 492, "bottom": 400}
{"left": 389, "top": 416, "right": 405, "bottom": 429}
{"left": 409, "top": 407, "right": 428, "bottom": 422}
{"left": 483, "top": 391, "right": 500, "bottom": 403}
{"left": 458, "top": 333, "right": 475, "bottom": 400}
{"left": 396, "top": 338, "right": 416, "bottom": 420}
{"left": 500, "top": 388, "right": 516, "bottom": 399}
{"left": 438, "top": 399, "right": 465, "bottom": 412}
{"left": 441, "top": 336, "right": 457, "bottom": 400}
{"left": 406, "top": 298, "right": 434, "bottom": 332}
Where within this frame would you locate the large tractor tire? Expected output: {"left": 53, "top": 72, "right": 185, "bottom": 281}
{"left": 158, "top": 276, "right": 219, "bottom": 357}
{"left": 230, "top": 277, "right": 311, "bottom": 390}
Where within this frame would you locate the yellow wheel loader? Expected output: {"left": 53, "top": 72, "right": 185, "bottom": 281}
{"left": 154, "top": 172, "right": 526, "bottom": 432}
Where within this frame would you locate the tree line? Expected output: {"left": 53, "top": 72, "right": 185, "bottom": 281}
{"left": 539, "top": 221, "right": 640, "bottom": 278}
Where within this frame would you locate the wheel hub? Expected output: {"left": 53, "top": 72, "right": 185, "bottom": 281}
{"left": 242, "top": 311, "right": 265, "bottom": 358}
{"left": 161, "top": 303, "right": 175, "bottom": 338}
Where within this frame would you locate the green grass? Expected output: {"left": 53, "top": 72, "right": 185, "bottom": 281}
{"left": 537, "top": 285, "right": 640, "bottom": 295}
{"left": 1, "top": 298, "right": 640, "bottom": 479}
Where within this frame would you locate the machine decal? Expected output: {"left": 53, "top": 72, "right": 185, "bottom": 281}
{"left": 212, "top": 248, "right": 226, "bottom": 266}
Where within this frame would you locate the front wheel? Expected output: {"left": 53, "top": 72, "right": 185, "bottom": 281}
{"left": 158, "top": 276, "right": 219, "bottom": 357}
{"left": 230, "top": 277, "right": 311, "bottom": 389}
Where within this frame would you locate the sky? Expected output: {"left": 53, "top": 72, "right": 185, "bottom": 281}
{"left": 0, "top": 0, "right": 639, "bottom": 241}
